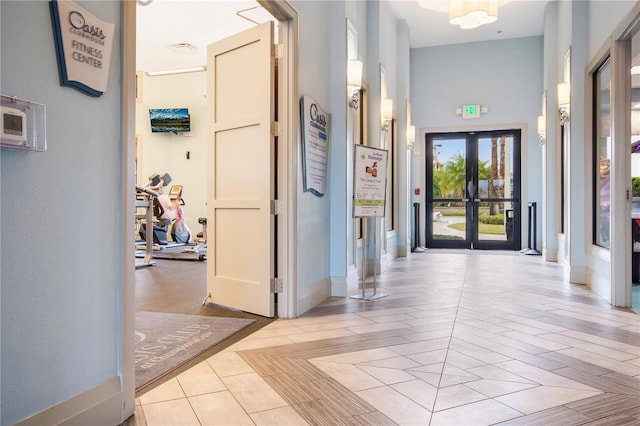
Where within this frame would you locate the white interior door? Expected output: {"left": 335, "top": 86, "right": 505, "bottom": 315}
{"left": 206, "top": 22, "right": 275, "bottom": 317}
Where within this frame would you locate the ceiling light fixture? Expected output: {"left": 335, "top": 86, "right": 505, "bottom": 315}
{"left": 449, "top": 0, "right": 498, "bottom": 30}
{"left": 137, "top": 0, "right": 153, "bottom": 6}
{"left": 145, "top": 66, "right": 206, "bottom": 77}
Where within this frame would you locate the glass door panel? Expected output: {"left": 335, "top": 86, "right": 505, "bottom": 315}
{"left": 631, "top": 31, "right": 640, "bottom": 313}
{"left": 426, "top": 136, "right": 471, "bottom": 248}
{"left": 476, "top": 201, "right": 515, "bottom": 242}
{"left": 474, "top": 135, "right": 521, "bottom": 249}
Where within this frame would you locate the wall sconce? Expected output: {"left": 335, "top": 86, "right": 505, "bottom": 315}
{"left": 348, "top": 59, "right": 363, "bottom": 109}
{"left": 382, "top": 98, "right": 393, "bottom": 132}
{"left": 537, "top": 115, "right": 546, "bottom": 145}
{"left": 557, "top": 82, "right": 570, "bottom": 125}
{"left": 407, "top": 125, "right": 416, "bottom": 147}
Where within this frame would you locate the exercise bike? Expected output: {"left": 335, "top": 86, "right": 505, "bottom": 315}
{"left": 135, "top": 173, "right": 206, "bottom": 262}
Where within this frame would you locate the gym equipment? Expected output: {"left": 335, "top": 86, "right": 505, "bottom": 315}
{"left": 137, "top": 173, "right": 177, "bottom": 246}
{"left": 135, "top": 184, "right": 159, "bottom": 269}
{"left": 135, "top": 173, "right": 206, "bottom": 262}
{"left": 168, "top": 185, "right": 191, "bottom": 244}
{"left": 184, "top": 217, "right": 207, "bottom": 255}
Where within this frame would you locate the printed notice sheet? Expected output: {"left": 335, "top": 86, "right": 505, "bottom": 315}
{"left": 300, "top": 95, "right": 330, "bottom": 197}
{"left": 354, "top": 145, "right": 388, "bottom": 217}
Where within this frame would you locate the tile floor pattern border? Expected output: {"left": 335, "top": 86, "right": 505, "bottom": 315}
{"left": 130, "top": 252, "right": 640, "bottom": 426}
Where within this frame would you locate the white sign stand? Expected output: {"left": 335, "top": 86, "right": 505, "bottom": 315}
{"left": 351, "top": 145, "right": 388, "bottom": 301}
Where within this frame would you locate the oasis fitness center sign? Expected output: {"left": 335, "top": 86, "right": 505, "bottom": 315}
{"left": 50, "top": 0, "right": 115, "bottom": 97}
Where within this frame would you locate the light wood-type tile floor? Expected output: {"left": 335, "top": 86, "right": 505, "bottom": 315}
{"left": 127, "top": 251, "right": 640, "bottom": 426}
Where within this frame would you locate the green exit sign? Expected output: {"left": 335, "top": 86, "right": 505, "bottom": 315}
{"left": 463, "top": 104, "right": 480, "bottom": 119}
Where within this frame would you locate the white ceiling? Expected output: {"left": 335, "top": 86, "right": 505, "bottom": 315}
{"left": 136, "top": 0, "right": 549, "bottom": 72}
{"left": 136, "top": 0, "right": 262, "bottom": 72}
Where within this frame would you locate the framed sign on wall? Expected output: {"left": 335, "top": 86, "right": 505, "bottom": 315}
{"left": 50, "top": 0, "right": 115, "bottom": 96}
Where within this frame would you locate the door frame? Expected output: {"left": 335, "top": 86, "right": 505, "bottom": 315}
{"left": 424, "top": 130, "right": 522, "bottom": 250}
{"left": 261, "top": 0, "right": 298, "bottom": 319}
{"left": 121, "top": 0, "right": 300, "bottom": 414}
{"left": 418, "top": 123, "right": 529, "bottom": 252}
{"left": 609, "top": 9, "right": 639, "bottom": 308}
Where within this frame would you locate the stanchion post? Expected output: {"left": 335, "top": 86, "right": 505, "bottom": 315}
{"left": 412, "top": 202, "right": 426, "bottom": 252}
{"left": 415, "top": 203, "right": 420, "bottom": 249}
{"left": 527, "top": 202, "right": 532, "bottom": 249}
{"left": 524, "top": 202, "right": 541, "bottom": 255}
{"left": 532, "top": 202, "right": 537, "bottom": 251}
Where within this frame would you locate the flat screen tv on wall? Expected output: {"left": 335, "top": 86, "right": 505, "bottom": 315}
{"left": 149, "top": 108, "right": 190, "bottom": 133}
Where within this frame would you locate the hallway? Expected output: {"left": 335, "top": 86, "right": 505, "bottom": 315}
{"left": 130, "top": 252, "right": 640, "bottom": 425}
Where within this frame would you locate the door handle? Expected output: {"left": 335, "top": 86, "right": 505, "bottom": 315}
{"left": 467, "top": 180, "right": 476, "bottom": 199}
{"left": 474, "top": 199, "right": 481, "bottom": 203}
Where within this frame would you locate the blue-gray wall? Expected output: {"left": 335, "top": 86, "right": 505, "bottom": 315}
{"left": 1, "top": 1, "right": 124, "bottom": 424}
{"left": 410, "top": 36, "right": 544, "bottom": 246}
{"left": 290, "top": 0, "right": 333, "bottom": 312}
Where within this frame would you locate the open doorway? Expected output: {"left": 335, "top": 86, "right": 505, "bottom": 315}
{"left": 631, "top": 141, "right": 640, "bottom": 313}
{"left": 132, "top": 0, "right": 292, "bottom": 394}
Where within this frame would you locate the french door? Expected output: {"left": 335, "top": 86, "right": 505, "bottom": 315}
{"left": 206, "top": 22, "right": 276, "bottom": 317}
{"left": 425, "top": 130, "right": 521, "bottom": 250}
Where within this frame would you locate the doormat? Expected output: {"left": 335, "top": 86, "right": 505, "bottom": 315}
{"left": 135, "top": 311, "right": 254, "bottom": 389}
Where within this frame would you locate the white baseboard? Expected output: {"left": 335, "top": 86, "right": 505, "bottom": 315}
{"left": 298, "top": 277, "right": 331, "bottom": 315}
{"left": 543, "top": 248, "right": 558, "bottom": 262}
{"left": 329, "top": 264, "right": 359, "bottom": 297}
{"left": 347, "top": 264, "right": 359, "bottom": 295}
{"left": 15, "top": 376, "right": 123, "bottom": 426}
{"left": 567, "top": 265, "right": 587, "bottom": 284}
{"left": 330, "top": 275, "right": 348, "bottom": 297}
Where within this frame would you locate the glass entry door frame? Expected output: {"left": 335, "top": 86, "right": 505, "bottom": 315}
{"left": 425, "top": 130, "right": 522, "bottom": 250}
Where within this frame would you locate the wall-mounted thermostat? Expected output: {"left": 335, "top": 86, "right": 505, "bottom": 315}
{"left": 1, "top": 95, "right": 47, "bottom": 151}
{"left": 1, "top": 106, "right": 27, "bottom": 146}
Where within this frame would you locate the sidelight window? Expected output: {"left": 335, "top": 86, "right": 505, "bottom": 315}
{"left": 593, "top": 58, "right": 611, "bottom": 248}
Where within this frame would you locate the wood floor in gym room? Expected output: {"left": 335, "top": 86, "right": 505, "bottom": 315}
{"left": 129, "top": 251, "right": 640, "bottom": 426}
